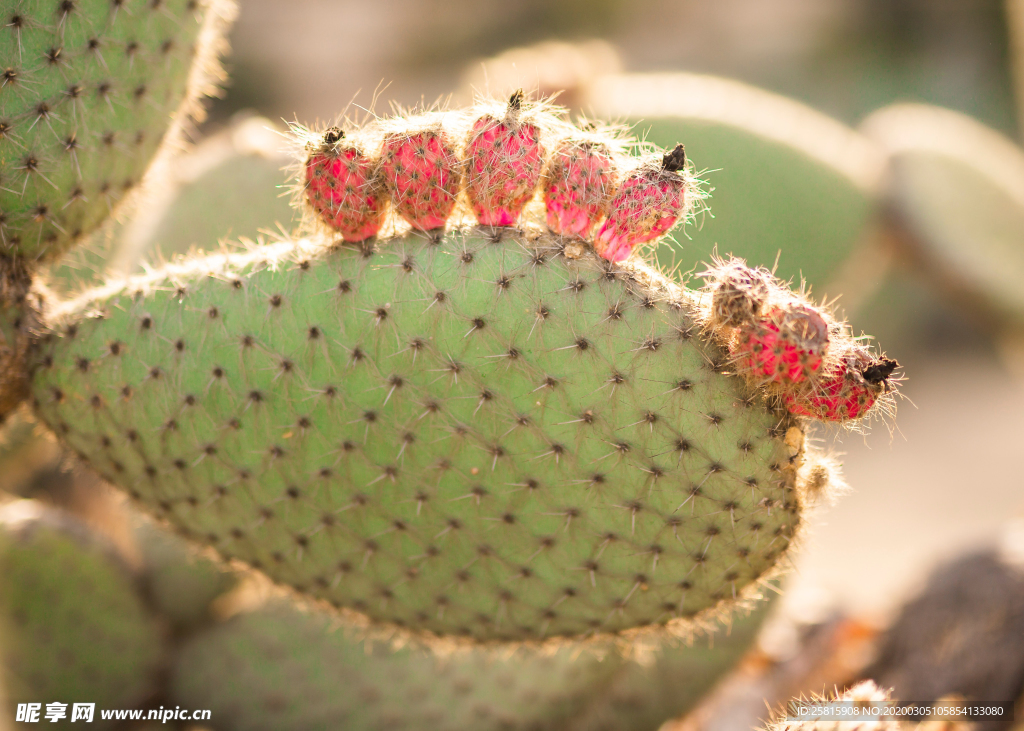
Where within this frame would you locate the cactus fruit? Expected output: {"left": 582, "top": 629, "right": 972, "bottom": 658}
{"left": 594, "top": 145, "right": 689, "bottom": 263}
{"left": 733, "top": 303, "right": 829, "bottom": 386}
{"left": 706, "top": 258, "right": 772, "bottom": 329}
{"left": 0, "top": 0, "right": 234, "bottom": 263}
{"left": 304, "top": 127, "right": 386, "bottom": 242}
{"left": 783, "top": 348, "right": 898, "bottom": 423}
{"left": 171, "top": 596, "right": 772, "bottom": 731}
{"left": 544, "top": 133, "right": 618, "bottom": 238}
{"left": 380, "top": 119, "right": 462, "bottom": 231}
{"left": 464, "top": 90, "right": 545, "bottom": 226}
{"left": 0, "top": 500, "right": 164, "bottom": 721}
{"left": 700, "top": 257, "right": 899, "bottom": 425}
{"left": 29, "top": 227, "right": 810, "bottom": 641}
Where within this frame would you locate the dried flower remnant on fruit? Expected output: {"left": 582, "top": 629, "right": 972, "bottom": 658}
{"left": 594, "top": 144, "right": 689, "bottom": 262}
{"left": 707, "top": 258, "right": 773, "bottom": 329}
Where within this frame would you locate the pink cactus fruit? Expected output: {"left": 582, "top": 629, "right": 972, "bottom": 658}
{"left": 544, "top": 131, "right": 618, "bottom": 237}
{"left": 733, "top": 301, "right": 830, "bottom": 385}
{"left": 593, "top": 144, "right": 688, "bottom": 262}
{"left": 380, "top": 123, "right": 462, "bottom": 231}
{"left": 464, "top": 90, "right": 545, "bottom": 226}
{"left": 305, "top": 128, "right": 385, "bottom": 242}
{"left": 785, "top": 348, "right": 899, "bottom": 421}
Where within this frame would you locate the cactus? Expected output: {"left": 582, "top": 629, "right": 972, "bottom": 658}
{"left": 28, "top": 224, "right": 814, "bottom": 642}
{"left": 765, "top": 682, "right": 900, "bottom": 731}
{"left": 0, "top": 259, "right": 39, "bottom": 418}
{"left": 0, "top": 500, "right": 164, "bottom": 723}
{"left": 0, "top": 3, "right": 914, "bottom": 721}
{"left": 0, "top": 0, "right": 234, "bottom": 263}
{"left": 172, "top": 600, "right": 619, "bottom": 731}
{"left": 170, "top": 595, "right": 772, "bottom": 731}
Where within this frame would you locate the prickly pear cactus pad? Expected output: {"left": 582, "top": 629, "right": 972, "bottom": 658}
{"left": 171, "top": 596, "right": 772, "bottom": 731}
{"left": 30, "top": 228, "right": 806, "bottom": 642}
{"left": 172, "top": 600, "right": 620, "bottom": 731}
{"left": 0, "top": 500, "right": 163, "bottom": 718}
{"left": 0, "top": 0, "right": 234, "bottom": 262}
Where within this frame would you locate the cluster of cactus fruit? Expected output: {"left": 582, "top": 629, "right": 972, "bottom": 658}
{"left": 301, "top": 91, "right": 691, "bottom": 264}
{"left": 0, "top": 0, "right": 907, "bottom": 724}
{"left": 703, "top": 259, "right": 900, "bottom": 423}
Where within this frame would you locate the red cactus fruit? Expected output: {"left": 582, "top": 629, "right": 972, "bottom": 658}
{"left": 544, "top": 133, "right": 617, "bottom": 237}
{"left": 380, "top": 124, "right": 461, "bottom": 231}
{"left": 305, "top": 128, "right": 385, "bottom": 242}
{"left": 464, "top": 90, "right": 545, "bottom": 226}
{"left": 734, "top": 301, "right": 830, "bottom": 385}
{"left": 593, "top": 144, "right": 688, "bottom": 262}
{"left": 785, "top": 348, "right": 899, "bottom": 421}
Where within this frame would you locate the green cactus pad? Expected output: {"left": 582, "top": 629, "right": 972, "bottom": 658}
{"left": 0, "top": 0, "right": 233, "bottom": 263}
{"left": 171, "top": 597, "right": 771, "bottom": 731}
{"left": 586, "top": 73, "right": 884, "bottom": 290}
{"left": 0, "top": 500, "right": 164, "bottom": 720}
{"left": 30, "top": 228, "right": 804, "bottom": 641}
{"left": 136, "top": 517, "right": 237, "bottom": 629}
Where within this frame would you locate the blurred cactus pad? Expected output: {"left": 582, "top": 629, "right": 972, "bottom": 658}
{"left": 586, "top": 73, "right": 885, "bottom": 289}
{"left": 0, "top": 0, "right": 234, "bottom": 262}
{"left": 171, "top": 596, "right": 772, "bottom": 731}
{"left": 0, "top": 500, "right": 164, "bottom": 720}
{"left": 29, "top": 227, "right": 810, "bottom": 642}
{"left": 862, "top": 104, "right": 1024, "bottom": 329}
